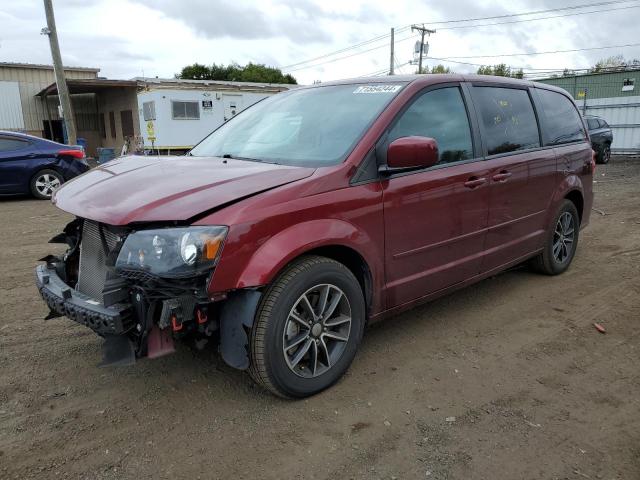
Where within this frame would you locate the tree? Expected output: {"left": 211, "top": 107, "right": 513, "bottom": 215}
{"left": 418, "top": 64, "right": 453, "bottom": 74}
{"left": 176, "top": 62, "right": 297, "bottom": 84}
{"left": 431, "top": 64, "right": 452, "bottom": 74}
{"left": 476, "top": 64, "right": 524, "bottom": 79}
{"left": 591, "top": 55, "right": 640, "bottom": 73}
{"left": 178, "top": 63, "right": 211, "bottom": 80}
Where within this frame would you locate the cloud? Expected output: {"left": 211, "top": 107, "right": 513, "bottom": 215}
{"left": 131, "top": 0, "right": 326, "bottom": 42}
{"left": 129, "top": 0, "right": 387, "bottom": 44}
{"left": 1, "top": 0, "right": 639, "bottom": 84}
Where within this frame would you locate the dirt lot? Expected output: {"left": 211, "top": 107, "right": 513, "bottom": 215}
{"left": 1, "top": 159, "right": 639, "bottom": 480}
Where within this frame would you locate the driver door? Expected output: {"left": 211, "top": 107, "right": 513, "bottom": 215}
{"left": 381, "top": 85, "right": 490, "bottom": 308}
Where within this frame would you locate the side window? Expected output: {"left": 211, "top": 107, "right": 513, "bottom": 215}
{"left": 472, "top": 87, "right": 540, "bottom": 155}
{"left": 0, "top": 137, "right": 29, "bottom": 152}
{"left": 388, "top": 87, "right": 473, "bottom": 164}
{"left": 599, "top": 119, "right": 609, "bottom": 128}
{"left": 536, "top": 89, "right": 586, "bottom": 145}
{"left": 142, "top": 101, "right": 156, "bottom": 121}
{"left": 172, "top": 101, "right": 200, "bottom": 120}
{"left": 586, "top": 118, "right": 599, "bottom": 130}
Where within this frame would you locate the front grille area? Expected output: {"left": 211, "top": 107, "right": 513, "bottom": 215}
{"left": 77, "top": 220, "right": 121, "bottom": 302}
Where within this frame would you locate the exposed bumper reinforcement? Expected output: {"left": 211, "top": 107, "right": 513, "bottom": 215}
{"left": 35, "top": 264, "right": 133, "bottom": 336}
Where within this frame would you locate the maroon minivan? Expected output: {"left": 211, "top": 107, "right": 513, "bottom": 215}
{"left": 36, "top": 75, "right": 594, "bottom": 397}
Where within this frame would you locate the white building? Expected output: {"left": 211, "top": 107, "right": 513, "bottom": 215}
{"left": 134, "top": 78, "right": 295, "bottom": 153}
{"left": 0, "top": 62, "right": 295, "bottom": 156}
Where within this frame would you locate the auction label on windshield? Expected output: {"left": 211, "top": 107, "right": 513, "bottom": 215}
{"left": 353, "top": 85, "right": 402, "bottom": 94}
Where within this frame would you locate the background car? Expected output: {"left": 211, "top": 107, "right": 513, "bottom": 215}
{"left": 585, "top": 115, "right": 613, "bottom": 164}
{"left": 0, "top": 131, "right": 89, "bottom": 199}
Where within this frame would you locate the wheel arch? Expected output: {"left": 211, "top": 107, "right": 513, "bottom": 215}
{"left": 211, "top": 219, "right": 383, "bottom": 317}
{"left": 291, "top": 245, "right": 374, "bottom": 319}
{"left": 29, "top": 164, "right": 65, "bottom": 184}
{"left": 29, "top": 165, "right": 64, "bottom": 197}
{"left": 564, "top": 189, "right": 584, "bottom": 223}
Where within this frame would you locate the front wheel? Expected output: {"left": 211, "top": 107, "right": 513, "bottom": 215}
{"left": 530, "top": 200, "right": 580, "bottom": 275}
{"left": 249, "top": 256, "right": 365, "bottom": 398}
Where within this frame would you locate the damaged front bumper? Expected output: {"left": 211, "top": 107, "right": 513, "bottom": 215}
{"left": 34, "top": 218, "right": 262, "bottom": 370}
{"left": 36, "top": 264, "right": 133, "bottom": 336}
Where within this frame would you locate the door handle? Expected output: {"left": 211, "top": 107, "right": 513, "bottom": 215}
{"left": 492, "top": 171, "right": 512, "bottom": 182}
{"left": 464, "top": 177, "right": 486, "bottom": 189}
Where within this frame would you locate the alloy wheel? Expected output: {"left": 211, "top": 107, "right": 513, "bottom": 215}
{"left": 553, "top": 211, "right": 575, "bottom": 263}
{"left": 282, "top": 284, "right": 352, "bottom": 378}
{"left": 34, "top": 173, "right": 61, "bottom": 198}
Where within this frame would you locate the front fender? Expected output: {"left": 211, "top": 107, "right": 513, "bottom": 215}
{"left": 210, "top": 218, "right": 383, "bottom": 304}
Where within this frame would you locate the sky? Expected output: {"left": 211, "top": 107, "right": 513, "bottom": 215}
{"left": 0, "top": 0, "right": 639, "bottom": 84}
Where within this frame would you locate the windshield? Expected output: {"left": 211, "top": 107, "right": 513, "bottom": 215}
{"left": 189, "top": 83, "right": 406, "bottom": 167}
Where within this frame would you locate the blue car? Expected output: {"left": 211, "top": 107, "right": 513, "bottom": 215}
{"left": 0, "top": 131, "right": 90, "bottom": 199}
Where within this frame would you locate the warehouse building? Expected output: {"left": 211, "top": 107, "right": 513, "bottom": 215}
{"left": 1, "top": 62, "right": 294, "bottom": 156}
{"left": 0, "top": 62, "right": 100, "bottom": 142}
{"left": 538, "top": 68, "right": 640, "bottom": 154}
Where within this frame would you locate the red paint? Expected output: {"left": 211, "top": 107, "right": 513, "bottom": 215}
{"left": 53, "top": 156, "right": 314, "bottom": 224}
{"left": 594, "top": 323, "right": 606, "bottom": 334}
{"left": 387, "top": 136, "right": 438, "bottom": 169}
{"left": 52, "top": 74, "right": 594, "bottom": 321}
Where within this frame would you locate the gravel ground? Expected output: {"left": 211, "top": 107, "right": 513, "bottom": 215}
{"left": 1, "top": 158, "right": 639, "bottom": 480}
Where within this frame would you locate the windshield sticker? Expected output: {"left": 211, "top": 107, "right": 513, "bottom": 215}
{"left": 353, "top": 85, "right": 402, "bottom": 94}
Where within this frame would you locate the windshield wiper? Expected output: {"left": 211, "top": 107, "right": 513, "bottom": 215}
{"left": 221, "top": 153, "right": 264, "bottom": 163}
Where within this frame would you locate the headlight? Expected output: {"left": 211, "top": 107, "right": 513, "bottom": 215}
{"left": 115, "top": 226, "right": 227, "bottom": 278}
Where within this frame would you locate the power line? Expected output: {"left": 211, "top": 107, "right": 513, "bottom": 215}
{"left": 281, "top": 1, "right": 638, "bottom": 71}
{"left": 424, "top": 55, "right": 583, "bottom": 71}
{"left": 435, "top": 3, "right": 640, "bottom": 30}
{"left": 283, "top": 34, "right": 419, "bottom": 73}
{"left": 363, "top": 61, "right": 412, "bottom": 77}
{"left": 413, "top": 0, "right": 638, "bottom": 26}
{"left": 281, "top": 27, "right": 410, "bottom": 70}
{"left": 280, "top": 0, "right": 640, "bottom": 74}
{"left": 440, "top": 42, "right": 640, "bottom": 59}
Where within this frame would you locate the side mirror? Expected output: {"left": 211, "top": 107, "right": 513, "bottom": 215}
{"left": 381, "top": 136, "right": 439, "bottom": 174}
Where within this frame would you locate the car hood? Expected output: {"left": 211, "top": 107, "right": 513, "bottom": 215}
{"left": 53, "top": 155, "right": 315, "bottom": 225}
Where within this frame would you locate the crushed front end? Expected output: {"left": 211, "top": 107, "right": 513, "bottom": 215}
{"left": 35, "top": 218, "right": 229, "bottom": 367}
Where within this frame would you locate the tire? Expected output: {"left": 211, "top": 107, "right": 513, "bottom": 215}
{"left": 30, "top": 169, "right": 63, "bottom": 200}
{"left": 597, "top": 143, "right": 611, "bottom": 164}
{"left": 530, "top": 199, "right": 580, "bottom": 275}
{"left": 249, "top": 255, "right": 366, "bottom": 398}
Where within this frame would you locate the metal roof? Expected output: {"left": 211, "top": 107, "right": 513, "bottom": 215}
{"left": 0, "top": 62, "right": 100, "bottom": 73}
{"left": 36, "top": 78, "right": 138, "bottom": 96}
{"left": 36, "top": 77, "right": 296, "bottom": 97}
{"left": 133, "top": 77, "right": 297, "bottom": 91}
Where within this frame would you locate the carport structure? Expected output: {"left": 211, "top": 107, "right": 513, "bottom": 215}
{"left": 36, "top": 78, "right": 138, "bottom": 156}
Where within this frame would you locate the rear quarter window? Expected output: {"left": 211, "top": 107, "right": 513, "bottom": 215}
{"left": 472, "top": 87, "right": 540, "bottom": 156}
{"left": 0, "top": 137, "right": 30, "bottom": 152}
{"left": 535, "top": 89, "right": 586, "bottom": 146}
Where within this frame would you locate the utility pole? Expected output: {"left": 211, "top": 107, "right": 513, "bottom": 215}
{"left": 42, "top": 0, "right": 77, "bottom": 145}
{"left": 389, "top": 27, "right": 395, "bottom": 75}
{"left": 411, "top": 24, "right": 435, "bottom": 74}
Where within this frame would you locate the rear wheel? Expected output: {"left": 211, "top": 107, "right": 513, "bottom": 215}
{"left": 597, "top": 143, "right": 611, "bottom": 164}
{"left": 530, "top": 200, "right": 580, "bottom": 275}
{"left": 30, "top": 169, "right": 63, "bottom": 199}
{"left": 249, "top": 256, "right": 365, "bottom": 398}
